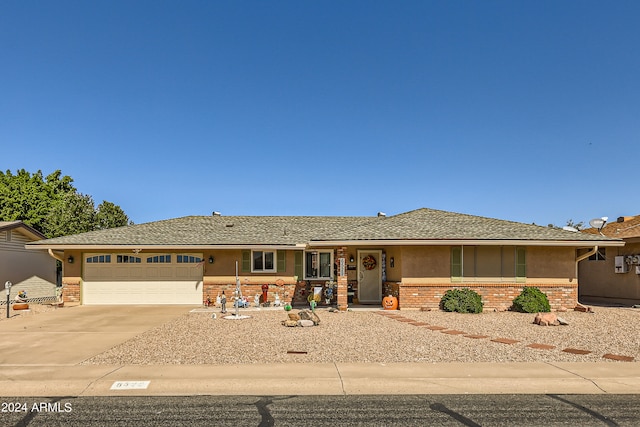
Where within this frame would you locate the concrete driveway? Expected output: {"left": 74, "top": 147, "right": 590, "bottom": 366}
{"left": 0, "top": 305, "right": 191, "bottom": 365}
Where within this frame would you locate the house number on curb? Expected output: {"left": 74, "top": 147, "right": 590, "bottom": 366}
{"left": 110, "top": 381, "right": 150, "bottom": 390}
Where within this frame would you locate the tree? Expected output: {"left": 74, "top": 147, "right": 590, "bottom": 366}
{"left": 44, "top": 192, "right": 97, "bottom": 237}
{"left": 0, "top": 169, "right": 131, "bottom": 237}
{"left": 547, "top": 219, "right": 585, "bottom": 231}
{"left": 95, "top": 201, "right": 131, "bottom": 230}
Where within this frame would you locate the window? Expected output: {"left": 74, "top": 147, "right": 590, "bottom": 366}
{"left": 86, "top": 255, "right": 111, "bottom": 263}
{"left": 305, "top": 250, "right": 333, "bottom": 279}
{"left": 117, "top": 255, "right": 141, "bottom": 263}
{"left": 451, "top": 246, "right": 526, "bottom": 283}
{"left": 177, "top": 255, "right": 202, "bottom": 263}
{"left": 588, "top": 248, "right": 606, "bottom": 261}
{"left": 252, "top": 251, "right": 275, "bottom": 272}
{"left": 147, "top": 255, "right": 172, "bottom": 263}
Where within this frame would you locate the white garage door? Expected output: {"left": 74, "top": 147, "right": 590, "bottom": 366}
{"left": 82, "top": 253, "right": 203, "bottom": 305}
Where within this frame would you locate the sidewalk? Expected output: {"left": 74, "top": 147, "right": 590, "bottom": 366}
{"left": 2, "top": 362, "right": 640, "bottom": 397}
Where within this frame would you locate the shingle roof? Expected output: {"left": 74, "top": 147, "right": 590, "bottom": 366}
{"left": 27, "top": 208, "right": 620, "bottom": 247}
{"left": 28, "top": 215, "right": 375, "bottom": 246}
{"left": 316, "top": 208, "right": 618, "bottom": 242}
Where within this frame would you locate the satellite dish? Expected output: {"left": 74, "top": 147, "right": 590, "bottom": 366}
{"left": 563, "top": 226, "right": 578, "bottom": 232}
{"left": 589, "top": 217, "right": 608, "bottom": 231}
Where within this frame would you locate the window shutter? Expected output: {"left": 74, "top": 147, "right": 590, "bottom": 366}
{"left": 294, "top": 251, "right": 303, "bottom": 280}
{"left": 277, "top": 250, "right": 286, "bottom": 272}
{"left": 515, "top": 247, "right": 526, "bottom": 282}
{"left": 451, "top": 246, "right": 462, "bottom": 282}
{"left": 241, "top": 250, "right": 251, "bottom": 272}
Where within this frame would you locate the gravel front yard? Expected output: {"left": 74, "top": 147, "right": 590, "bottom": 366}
{"left": 80, "top": 306, "right": 640, "bottom": 365}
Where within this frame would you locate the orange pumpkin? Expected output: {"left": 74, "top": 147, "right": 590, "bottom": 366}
{"left": 382, "top": 295, "right": 398, "bottom": 310}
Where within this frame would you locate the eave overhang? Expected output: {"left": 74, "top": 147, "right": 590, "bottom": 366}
{"left": 308, "top": 239, "right": 625, "bottom": 248}
{"left": 26, "top": 243, "right": 308, "bottom": 251}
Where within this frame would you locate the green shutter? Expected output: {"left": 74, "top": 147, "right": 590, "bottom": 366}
{"left": 241, "top": 250, "right": 251, "bottom": 273}
{"left": 277, "top": 250, "right": 286, "bottom": 272}
{"left": 451, "top": 246, "right": 462, "bottom": 283}
{"left": 294, "top": 251, "right": 303, "bottom": 280}
{"left": 515, "top": 247, "right": 526, "bottom": 283}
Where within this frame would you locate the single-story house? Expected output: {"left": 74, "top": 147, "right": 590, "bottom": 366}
{"left": 1, "top": 221, "right": 58, "bottom": 302}
{"left": 579, "top": 215, "right": 640, "bottom": 306}
{"left": 25, "top": 208, "right": 623, "bottom": 310}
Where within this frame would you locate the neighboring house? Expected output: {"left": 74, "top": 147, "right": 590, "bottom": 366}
{"left": 579, "top": 215, "right": 640, "bottom": 306}
{"left": 0, "top": 221, "right": 57, "bottom": 302}
{"left": 25, "top": 208, "right": 623, "bottom": 310}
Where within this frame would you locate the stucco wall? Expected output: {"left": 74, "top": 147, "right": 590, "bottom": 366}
{"left": 578, "top": 242, "right": 640, "bottom": 305}
{"left": 400, "top": 246, "right": 450, "bottom": 282}
{"left": 526, "top": 247, "right": 576, "bottom": 284}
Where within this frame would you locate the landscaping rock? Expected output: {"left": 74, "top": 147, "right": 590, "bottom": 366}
{"left": 281, "top": 319, "right": 298, "bottom": 327}
{"left": 574, "top": 303, "right": 594, "bottom": 313}
{"left": 288, "top": 312, "right": 300, "bottom": 321}
{"left": 533, "top": 312, "right": 559, "bottom": 326}
{"left": 298, "top": 309, "right": 320, "bottom": 325}
{"left": 298, "top": 319, "right": 315, "bottom": 327}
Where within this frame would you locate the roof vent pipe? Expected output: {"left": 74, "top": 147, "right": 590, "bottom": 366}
{"left": 377, "top": 212, "right": 386, "bottom": 217}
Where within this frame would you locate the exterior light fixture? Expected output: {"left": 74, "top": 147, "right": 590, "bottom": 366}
{"left": 208, "top": 255, "right": 214, "bottom": 264}
{"left": 67, "top": 255, "right": 74, "bottom": 264}
{"left": 349, "top": 255, "right": 354, "bottom": 263}
{"left": 390, "top": 257, "right": 395, "bottom": 268}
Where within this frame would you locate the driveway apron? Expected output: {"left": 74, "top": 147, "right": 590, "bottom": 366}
{"left": 0, "top": 305, "right": 190, "bottom": 365}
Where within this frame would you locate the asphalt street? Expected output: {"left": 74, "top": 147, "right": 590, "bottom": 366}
{"left": 2, "top": 394, "right": 637, "bottom": 426}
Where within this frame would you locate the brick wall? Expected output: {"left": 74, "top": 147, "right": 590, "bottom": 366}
{"left": 336, "top": 247, "right": 348, "bottom": 311}
{"left": 62, "top": 282, "right": 80, "bottom": 303}
{"left": 399, "top": 283, "right": 578, "bottom": 311}
{"left": 202, "top": 283, "right": 296, "bottom": 306}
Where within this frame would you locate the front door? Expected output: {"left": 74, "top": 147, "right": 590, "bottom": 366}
{"left": 357, "top": 250, "right": 382, "bottom": 303}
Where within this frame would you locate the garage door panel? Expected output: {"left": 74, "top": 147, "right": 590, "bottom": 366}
{"left": 83, "top": 281, "right": 202, "bottom": 304}
{"left": 82, "top": 253, "right": 204, "bottom": 304}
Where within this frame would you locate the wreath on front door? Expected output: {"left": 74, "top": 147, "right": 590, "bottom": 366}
{"left": 362, "top": 255, "right": 377, "bottom": 270}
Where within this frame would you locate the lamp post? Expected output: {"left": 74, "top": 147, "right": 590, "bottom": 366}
{"left": 5, "top": 281, "right": 11, "bottom": 319}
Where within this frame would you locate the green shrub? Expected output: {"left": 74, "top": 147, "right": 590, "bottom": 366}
{"left": 440, "top": 288, "right": 483, "bottom": 313}
{"left": 512, "top": 287, "right": 551, "bottom": 313}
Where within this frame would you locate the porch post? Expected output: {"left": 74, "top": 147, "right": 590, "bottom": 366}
{"left": 337, "top": 246, "right": 348, "bottom": 311}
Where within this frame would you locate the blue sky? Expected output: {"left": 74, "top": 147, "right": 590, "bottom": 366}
{"left": 2, "top": 1, "right": 638, "bottom": 228}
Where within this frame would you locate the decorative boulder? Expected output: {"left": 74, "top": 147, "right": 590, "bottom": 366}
{"left": 574, "top": 303, "right": 594, "bottom": 313}
{"left": 298, "top": 309, "right": 320, "bottom": 325}
{"left": 281, "top": 319, "right": 298, "bottom": 327}
{"left": 298, "top": 319, "right": 315, "bottom": 327}
{"left": 288, "top": 312, "right": 301, "bottom": 321}
{"left": 533, "top": 312, "right": 559, "bottom": 326}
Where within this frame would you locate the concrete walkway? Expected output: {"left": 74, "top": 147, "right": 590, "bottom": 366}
{"left": 2, "top": 362, "right": 640, "bottom": 397}
{"left": 1, "top": 305, "right": 639, "bottom": 397}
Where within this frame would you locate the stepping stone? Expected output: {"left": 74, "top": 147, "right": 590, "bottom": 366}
{"left": 441, "top": 330, "right": 466, "bottom": 335}
{"left": 408, "top": 322, "right": 429, "bottom": 326}
{"left": 491, "top": 338, "right": 520, "bottom": 345}
{"left": 395, "top": 318, "right": 415, "bottom": 322}
{"left": 464, "top": 334, "right": 489, "bottom": 339}
{"left": 527, "top": 343, "right": 556, "bottom": 350}
{"left": 602, "top": 353, "right": 635, "bottom": 362}
{"left": 426, "top": 325, "right": 447, "bottom": 330}
{"left": 562, "top": 348, "right": 591, "bottom": 355}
